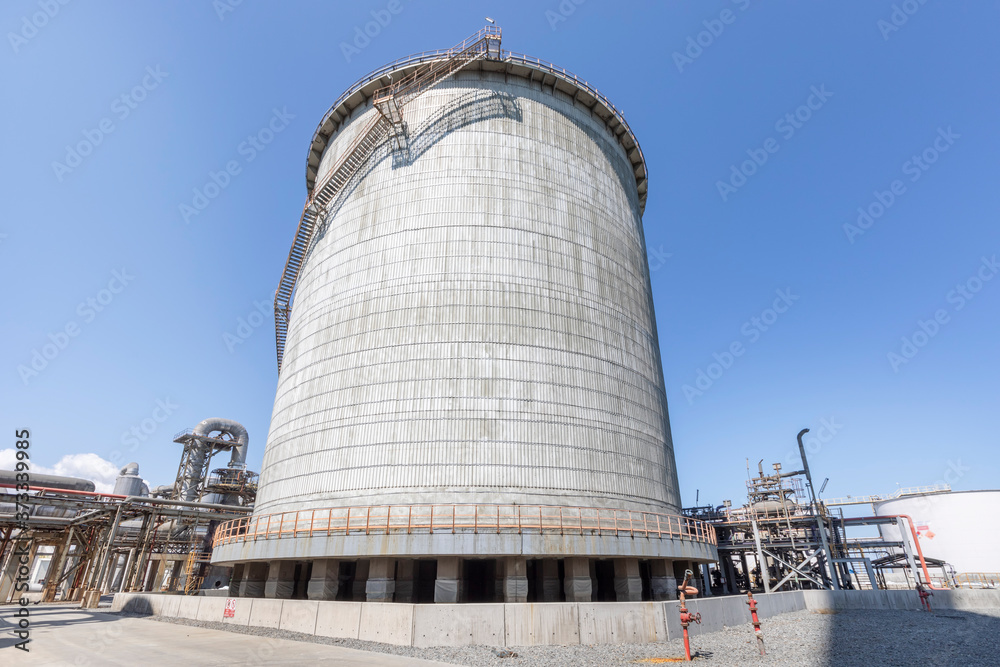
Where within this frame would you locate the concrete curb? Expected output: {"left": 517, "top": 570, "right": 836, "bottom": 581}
{"left": 112, "top": 589, "right": 1000, "bottom": 648}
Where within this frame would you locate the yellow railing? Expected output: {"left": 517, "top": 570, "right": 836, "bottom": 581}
{"left": 213, "top": 503, "right": 717, "bottom": 548}
{"left": 954, "top": 573, "right": 1000, "bottom": 588}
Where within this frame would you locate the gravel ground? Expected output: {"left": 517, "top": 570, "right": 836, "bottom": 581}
{"left": 118, "top": 607, "right": 1000, "bottom": 666}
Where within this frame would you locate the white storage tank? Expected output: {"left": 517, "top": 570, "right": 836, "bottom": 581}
{"left": 875, "top": 490, "right": 1000, "bottom": 576}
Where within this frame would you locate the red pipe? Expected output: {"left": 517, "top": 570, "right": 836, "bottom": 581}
{"left": 678, "top": 569, "right": 702, "bottom": 661}
{"left": 747, "top": 591, "right": 765, "bottom": 656}
{"left": 842, "top": 514, "right": 947, "bottom": 590}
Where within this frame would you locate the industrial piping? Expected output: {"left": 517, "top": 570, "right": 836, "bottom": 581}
{"left": 0, "top": 471, "right": 96, "bottom": 493}
{"left": 842, "top": 514, "right": 948, "bottom": 590}
{"left": 178, "top": 418, "right": 249, "bottom": 501}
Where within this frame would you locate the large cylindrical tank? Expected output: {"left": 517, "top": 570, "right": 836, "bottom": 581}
{"left": 113, "top": 462, "right": 147, "bottom": 497}
{"left": 255, "top": 60, "right": 677, "bottom": 518}
{"left": 875, "top": 490, "right": 1000, "bottom": 575}
{"left": 211, "top": 46, "right": 720, "bottom": 572}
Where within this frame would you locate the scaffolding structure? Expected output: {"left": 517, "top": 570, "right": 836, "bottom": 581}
{"left": 685, "top": 431, "right": 949, "bottom": 596}
{"left": 0, "top": 486, "right": 249, "bottom": 606}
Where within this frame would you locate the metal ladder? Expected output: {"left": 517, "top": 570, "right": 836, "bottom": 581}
{"left": 273, "top": 26, "right": 502, "bottom": 372}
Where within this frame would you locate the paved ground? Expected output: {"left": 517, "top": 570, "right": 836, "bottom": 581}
{"left": 124, "top": 607, "right": 1000, "bottom": 667}
{"left": 0, "top": 605, "right": 453, "bottom": 667}
{"left": 4, "top": 604, "right": 999, "bottom": 666}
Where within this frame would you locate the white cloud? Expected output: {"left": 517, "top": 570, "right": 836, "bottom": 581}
{"left": 0, "top": 450, "right": 120, "bottom": 494}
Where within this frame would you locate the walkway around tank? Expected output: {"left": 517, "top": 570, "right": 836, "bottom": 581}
{"left": 0, "top": 604, "right": 453, "bottom": 666}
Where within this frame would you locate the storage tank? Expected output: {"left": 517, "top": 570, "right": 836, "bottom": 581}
{"left": 876, "top": 490, "right": 1000, "bottom": 576}
{"left": 213, "top": 29, "right": 715, "bottom": 604}
{"left": 112, "top": 462, "right": 147, "bottom": 497}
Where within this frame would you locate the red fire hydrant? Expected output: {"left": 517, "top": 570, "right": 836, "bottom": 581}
{"left": 917, "top": 583, "right": 933, "bottom": 612}
{"left": 678, "top": 569, "right": 702, "bottom": 661}
{"left": 746, "top": 591, "right": 765, "bottom": 656}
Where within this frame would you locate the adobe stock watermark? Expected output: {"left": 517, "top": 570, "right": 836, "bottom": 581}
{"left": 223, "top": 298, "right": 273, "bottom": 352}
{"left": 782, "top": 418, "right": 843, "bottom": 470}
{"left": 109, "top": 398, "right": 181, "bottom": 469}
{"left": 340, "top": 0, "right": 404, "bottom": 63}
{"left": 546, "top": 0, "right": 586, "bottom": 31}
{"left": 179, "top": 107, "right": 294, "bottom": 224}
{"left": 716, "top": 85, "right": 833, "bottom": 202}
{"left": 648, "top": 245, "right": 672, "bottom": 272}
{"left": 672, "top": 0, "right": 753, "bottom": 74}
{"left": 17, "top": 269, "right": 135, "bottom": 385}
{"left": 213, "top": 0, "right": 243, "bottom": 21}
{"left": 878, "top": 0, "right": 932, "bottom": 41}
{"left": 887, "top": 255, "right": 997, "bottom": 373}
{"left": 51, "top": 66, "right": 168, "bottom": 182}
{"left": 682, "top": 288, "right": 799, "bottom": 404}
{"left": 843, "top": 126, "right": 959, "bottom": 244}
{"left": 7, "top": 0, "right": 72, "bottom": 54}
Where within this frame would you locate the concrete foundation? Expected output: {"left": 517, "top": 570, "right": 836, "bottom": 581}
{"left": 502, "top": 557, "right": 528, "bottom": 603}
{"left": 613, "top": 559, "right": 642, "bottom": 602}
{"left": 366, "top": 558, "right": 395, "bottom": 602}
{"left": 650, "top": 559, "right": 677, "bottom": 601}
{"left": 563, "top": 558, "right": 592, "bottom": 603}
{"left": 264, "top": 561, "right": 296, "bottom": 599}
{"left": 434, "top": 557, "right": 461, "bottom": 604}
{"left": 308, "top": 559, "right": 340, "bottom": 601}
{"left": 113, "top": 588, "right": 1000, "bottom": 648}
{"left": 228, "top": 563, "right": 245, "bottom": 594}
{"left": 241, "top": 562, "right": 267, "bottom": 598}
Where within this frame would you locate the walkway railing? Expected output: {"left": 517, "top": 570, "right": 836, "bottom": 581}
{"left": 954, "top": 573, "right": 1000, "bottom": 588}
{"left": 213, "top": 503, "right": 717, "bottom": 548}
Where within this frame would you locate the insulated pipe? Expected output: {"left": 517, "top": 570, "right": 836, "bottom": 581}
{"left": 842, "top": 515, "right": 947, "bottom": 590}
{"left": 123, "top": 495, "right": 251, "bottom": 512}
{"left": 194, "top": 418, "right": 249, "bottom": 469}
{"left": 178, "top": 418, "right": 249, "bottom": 502}
{"left": 797, "top": 428, "right": 839, "bottom": 591}
{"left": 0, "top": 484, "right": 125, "bottom": 499}
{"left": 0, "top": 471, "right": 95, "bottom": 492}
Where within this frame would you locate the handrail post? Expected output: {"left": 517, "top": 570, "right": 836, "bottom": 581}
{"left": 365, "top": 507, "right": 371, "bottom": 535}
{"left": 452, "top": 505, "right": 456, "bottom": 534}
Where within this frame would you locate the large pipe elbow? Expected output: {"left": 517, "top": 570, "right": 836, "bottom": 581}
{"left": 193, "top": 418, "right": 249, "bottom": 467}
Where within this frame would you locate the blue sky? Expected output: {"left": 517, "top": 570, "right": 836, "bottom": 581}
{"left": 2, "top": 1, "right": 997, "bottom": 506}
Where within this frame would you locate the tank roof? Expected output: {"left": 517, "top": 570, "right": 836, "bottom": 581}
{"left": 306, "top": 51, "right": 648, "bottom": 214}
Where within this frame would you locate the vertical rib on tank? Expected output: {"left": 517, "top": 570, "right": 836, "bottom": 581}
{"left": 254, "top": 68, "right": 680, "bottom": 516}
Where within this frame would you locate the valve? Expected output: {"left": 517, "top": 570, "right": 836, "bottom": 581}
{"left": 916, "top": 583, "right": 934, "bottom": 612}
{"left": 746, "top": 591, "right": 765, "bottom": 656}
{"left": 678, "top": 569, "right": 702, "bottom": 661}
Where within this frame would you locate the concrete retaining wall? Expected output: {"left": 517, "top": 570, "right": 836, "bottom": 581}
{"left": 112, "top": 589, "right": 1000, "bottom": 648}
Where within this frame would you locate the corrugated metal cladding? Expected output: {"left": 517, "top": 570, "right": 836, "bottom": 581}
{"left": 254, "top": 67, "right": 682, "bottom": 516}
